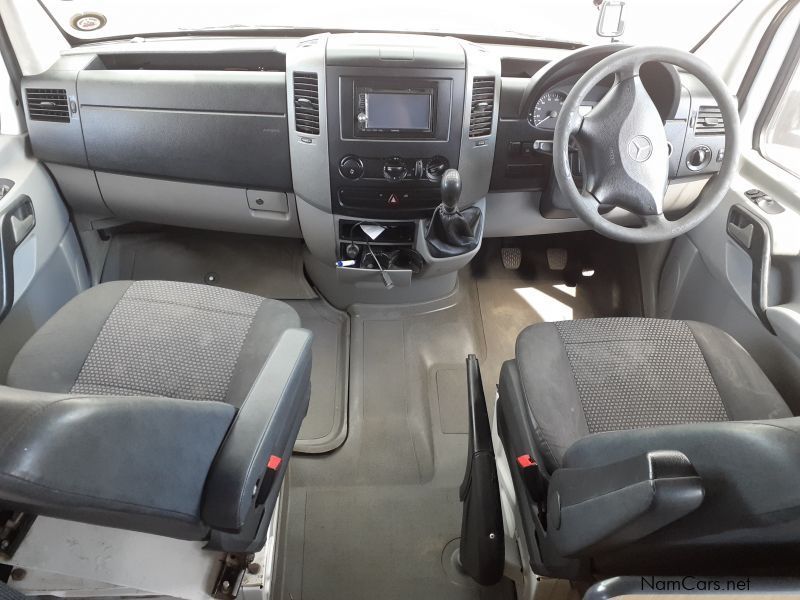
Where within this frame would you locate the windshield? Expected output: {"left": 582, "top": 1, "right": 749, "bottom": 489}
{"left": 40, "top": 0, "right": 740, "bottom": 48}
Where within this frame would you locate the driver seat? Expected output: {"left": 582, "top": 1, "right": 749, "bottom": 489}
{"left": 497, "top": 317, "right": 800, "bottom": 579}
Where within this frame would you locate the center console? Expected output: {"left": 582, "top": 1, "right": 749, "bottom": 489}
{"left": 329, "top": 67, "right": 463, "bottom": 219}
{"left": 287, "top": 33, "right": 499, "bottom": 307}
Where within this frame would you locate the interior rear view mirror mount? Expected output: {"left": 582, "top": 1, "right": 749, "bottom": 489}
{"left": 596, "top": 0, "right": 626, "bottom": 40}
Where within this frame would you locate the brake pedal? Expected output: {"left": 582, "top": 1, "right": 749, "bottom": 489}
{"left": 546, "top": 248, "right": 568, "bottom": 271}
{"left": 501, "top": 247, "right": 521, "bottom": 270}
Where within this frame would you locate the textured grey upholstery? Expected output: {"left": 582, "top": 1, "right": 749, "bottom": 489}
{"left": 8, "top": 280, "right": 300, "bottom": 403}
{"left": 0, "top": 280, "right": 311, "bottom": 551}
{"left": 0, "top": 580, "right": 27, "bottom": 600}
{"left": 554, "top": 318, "right": 728, "bottom": 432}
{"left": 510, "top": 317, "right": 791, "bottom": 472}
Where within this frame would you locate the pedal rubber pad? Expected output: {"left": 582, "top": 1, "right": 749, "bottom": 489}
{"left": 501, "top": 247, "right": 522, "bottom": 270}
{"left": 546, "top": 248, "right": 568, "bottom": 271}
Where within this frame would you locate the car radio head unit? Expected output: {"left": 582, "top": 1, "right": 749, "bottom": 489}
{"left": 354, "top": 84, "right": 436, "bottom": 138}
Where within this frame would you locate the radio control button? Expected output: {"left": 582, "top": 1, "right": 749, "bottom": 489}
{"left": 340, "top": 156, "right": 364, "bottom": 179}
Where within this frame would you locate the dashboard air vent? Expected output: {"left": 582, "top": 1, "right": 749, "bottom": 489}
{"left": 695, "top": 105, "right": 724, "bottom": 135}
{"left": 293, "top": 72, "right": 320, "bottom": 135}
{"left": 469, "top": 76, "right": 495, "bottom": 138}
{"left": 26, "top": 88, "right": 70, "bottom": 123}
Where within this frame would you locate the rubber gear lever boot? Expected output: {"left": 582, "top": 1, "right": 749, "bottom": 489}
{"left": 425, "top": 205, "right": 482, "bottom": 258}
{"left": 424, "top": 168, "right": 481, "bottom": 258}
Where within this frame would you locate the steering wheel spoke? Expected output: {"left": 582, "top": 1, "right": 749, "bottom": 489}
{"left": 642, "top": 212, "right": 669, "bottom": 228}
{"left": 613, "top": 60, "right": 641, "bottom": 84}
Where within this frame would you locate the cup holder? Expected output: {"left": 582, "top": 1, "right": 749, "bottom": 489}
{"left": 387, "top": 248, "right": 424, "bottom": 274}
{"left": 359, "top": 247, "right": 424, "bottom": 274}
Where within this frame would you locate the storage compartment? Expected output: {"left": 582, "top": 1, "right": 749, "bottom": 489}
{"left": 337, "top": 219, "right": 423, "bottom": 273}
{"left": 23, "top": 57, "right": 294, "bottom": 191}
{"left": 77, "top": 70, "right": 291, "bottom": 189}
{"left": 336, "top": 266, "right": 413, "bottom": 287}
{"left": 338, "top": 219, "right": 415, "bottom": 244}
{"left": 95, "top": 172, "right": 300, "bottom": 237}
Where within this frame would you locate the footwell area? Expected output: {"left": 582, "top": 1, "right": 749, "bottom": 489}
{"left": 101, "top": 226, "right": 640, "bottom": 598}
{"left": 473, "top": 234, "right": 642, "bottom": 407}
{"left": 276, "top": 233, "right": 641, "bottom": 600}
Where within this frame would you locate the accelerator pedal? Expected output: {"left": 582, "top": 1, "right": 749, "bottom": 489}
{"left": 501, "top": 247, "right": 521, "bottom": 270}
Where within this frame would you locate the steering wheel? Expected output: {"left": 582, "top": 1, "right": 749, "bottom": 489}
{"left": 552, "top": 46, "right": 739, "bottom": 243}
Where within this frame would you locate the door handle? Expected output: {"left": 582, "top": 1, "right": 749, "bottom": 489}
{"left": 0, "top": 195, "right": 35, "bottom": 323}
{"left": 9, "top": 198, "right": 34, "bottom": 246}
{"left": 726, "top": 204, "right": 773, "bottom": 333}
{"left": 11, "top": 213, "right": 34, "bottom": 245}
{"left": 726, "top": 220, "right": 754, "bottom": 249}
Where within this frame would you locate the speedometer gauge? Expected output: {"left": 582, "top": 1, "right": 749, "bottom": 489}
{"left": 528, "top": 91, "right": 567, "bottom": 129}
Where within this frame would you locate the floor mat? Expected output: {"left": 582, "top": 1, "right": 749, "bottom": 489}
{"left": 276, "top": 233, "right": 642, "bottom": 600}
{"left": 101, "top": 227, "right": 316, "bottom": 300}
{"left": 299, "top": 486, "right": 512, "bottom": 600}
{"left": 287, "top": 299, "right": 349, "bottom": 453}
{"left": 100, "top": 227, "right": 349, "bottom": 453}
{"left": 275, "top": 283, "right": 513, "bottom": 599}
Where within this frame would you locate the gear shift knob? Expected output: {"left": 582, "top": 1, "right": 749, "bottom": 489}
{"left": 440, "top": 169, "right": 462, "bottom": 213}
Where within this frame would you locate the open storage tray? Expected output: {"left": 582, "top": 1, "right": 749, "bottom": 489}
{"left": 336, "top": 266, "right": 413, "bottom": 287}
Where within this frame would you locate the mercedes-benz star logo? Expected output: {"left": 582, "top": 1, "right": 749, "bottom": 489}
{"left": 627, "top": 135, "right": 653, "bottom": 162}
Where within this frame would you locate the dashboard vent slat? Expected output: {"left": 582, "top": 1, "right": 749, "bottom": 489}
{"left": 695, "top": 105, "right": 724, "bottom": 136}
{"left": 469, "top": 76, "right": 495, "bottom": 138}
{"left": 26, "top": 88, "right": 70, "bottom": 123}
{"left": 293, "top": 72, "right": 320, "bottom": 135}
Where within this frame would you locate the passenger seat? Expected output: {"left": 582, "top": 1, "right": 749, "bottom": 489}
{"left": 0, "top": 280, "right": 312, "bottom": 552}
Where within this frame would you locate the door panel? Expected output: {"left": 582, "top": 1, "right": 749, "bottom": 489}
{"left": 658, "top": 4, "right": 800, "bottom": 408}
{"left": 0, "top": 134, "right": 89, "bottom": 379}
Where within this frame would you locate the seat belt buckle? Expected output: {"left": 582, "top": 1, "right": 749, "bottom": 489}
{"left": 516, "top": 454, "right": 547, "bottom": 502}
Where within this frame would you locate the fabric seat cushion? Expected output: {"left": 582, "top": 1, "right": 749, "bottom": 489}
{"left": 512, "top": 317, "right": 792, "bottom": 472}
{"left": 7, "top": 280, "right": 300, "bottom": 407}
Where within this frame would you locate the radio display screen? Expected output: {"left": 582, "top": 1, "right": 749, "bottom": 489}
{"left": 365, "top": 92, "right": 432, "bottom": 131}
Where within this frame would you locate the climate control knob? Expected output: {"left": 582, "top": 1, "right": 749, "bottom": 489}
{"left": 383, "top": 157, "right": 408, "bottom": 181}
{"left": 425, "top": 156, "right": 449, "bottom": 181}
{"left": 339, "top": 156, "right": 364, "bottom": 179}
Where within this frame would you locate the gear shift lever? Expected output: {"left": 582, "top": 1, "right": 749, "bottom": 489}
{"left": 440, "top": 169, "right": 462, "bottom": 214}
{"left": 424, "top": 169, "right": 482, "bottom": 258}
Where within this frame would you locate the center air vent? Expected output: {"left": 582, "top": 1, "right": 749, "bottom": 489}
{"left": 26, "top": 88, "right": 70, "bottom": 123}
{"left": 468, "top": 76, "right": 495, "bottom": 138}
{"left": 293, "top": 72, "right": 320, "bottom": 135}
{"left": 695, "top": 105, "right": 724, "bottom": 135}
